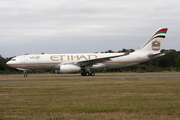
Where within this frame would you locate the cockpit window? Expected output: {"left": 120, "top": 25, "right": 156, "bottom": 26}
{"left": 11, "top": 59, "right": 16, "bottom": 61}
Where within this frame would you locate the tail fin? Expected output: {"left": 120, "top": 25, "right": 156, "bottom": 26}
{"left": 137, "top": 28, "right": 168, "bottom": 53}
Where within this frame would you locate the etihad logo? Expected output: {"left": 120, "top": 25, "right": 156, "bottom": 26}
{"left": 50, "top": 55, "right": 97, "bottom": 61}
{"left": 152, "top": 40, "right": 160, "bottom": 51}
{"left": 29, "top": 56, "right": 40, "bottom": 59}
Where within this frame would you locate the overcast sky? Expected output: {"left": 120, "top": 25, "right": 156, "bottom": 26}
{"left": 0, "top": 0, "right": 180, "bottom": 57}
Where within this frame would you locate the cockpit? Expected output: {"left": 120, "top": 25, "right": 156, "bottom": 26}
{"left": 6, "top": 57, "right": 18, "bottom": 67}
{"left": 10, "top": 59, "right": 16, "bottom": 61}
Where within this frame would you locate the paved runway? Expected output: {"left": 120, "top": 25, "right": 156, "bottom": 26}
{"left": 1, "top": 72, "right": 180, "bottom": 81}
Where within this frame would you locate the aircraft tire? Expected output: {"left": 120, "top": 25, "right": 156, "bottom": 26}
{"left": 81, "top": 72, "right": 94, "bottom": 76}
{"left": 81, "top": 72, "right": 84, "bottom": 76}
{"left": 85, "top": 72, "right": 90, "bottom": 76}
{"left": 24, "top": 74, "right": 27, "bottom": 77}
{"left": 91, "top": 72, "right": 95, "bottom": 76}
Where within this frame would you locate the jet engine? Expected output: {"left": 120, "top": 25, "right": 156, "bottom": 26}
{"left": 60, "top": 64, "right": 81, "bottom": 73}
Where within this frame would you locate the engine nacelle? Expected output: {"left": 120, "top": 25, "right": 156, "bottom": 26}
{"left": 60, "top": 64, "right": 81, "bottom": 73}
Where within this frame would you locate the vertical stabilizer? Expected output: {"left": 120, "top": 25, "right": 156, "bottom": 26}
{"left": 137, "top": 28, "right": 168, "bottom": 53}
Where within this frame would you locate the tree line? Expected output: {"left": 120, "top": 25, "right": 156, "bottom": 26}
{"left": 1, "top": 49, "right": 180, "bottom": 74}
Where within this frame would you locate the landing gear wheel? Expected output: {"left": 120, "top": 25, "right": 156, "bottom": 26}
{"left": 91, "top": 72, "right": 95, "bottom": 76}
{"left": 81, "top": 71, "right": 95, "bottom": 76}
{"left": 85, "top": 72, "right": 90, "bottom": 76}
{"left": 81, "top": 72, "right": 85, "bottom": 76}
{"left": 24, "top": 74, "right": 27, "bottom": 77}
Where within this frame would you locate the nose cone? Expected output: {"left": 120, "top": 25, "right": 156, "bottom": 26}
{"left": 6, "top": 61, "right": 10, "bottom": 66}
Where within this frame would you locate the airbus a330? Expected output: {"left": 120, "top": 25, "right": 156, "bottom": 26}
{"left": 6, "top": 28, "right": 168, "bottom": 77}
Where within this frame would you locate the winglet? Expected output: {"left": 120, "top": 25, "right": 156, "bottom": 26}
{"left": 123, "top": 50, "right": 131, "bottom": 55}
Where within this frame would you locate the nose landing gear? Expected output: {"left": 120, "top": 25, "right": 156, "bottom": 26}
{"left": 24, "top": 71, "right": 27, "bottom": 77}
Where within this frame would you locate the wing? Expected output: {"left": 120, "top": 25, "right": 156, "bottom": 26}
{"left": 61, "top": 50, "right": 131, "bottom": 66}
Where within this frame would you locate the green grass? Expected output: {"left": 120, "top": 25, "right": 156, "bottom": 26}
{"left": 0, "top": 73, "right": 180, "bottom": 120}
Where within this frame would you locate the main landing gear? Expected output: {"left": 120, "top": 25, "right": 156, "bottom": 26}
{"left": 81, "top": 66, "right": 95, "bottom": 76}
{"left": 24, "top": 71, "right": 28, "bottom": 77}
{"left": 81, "top": 72, "right": 95, "bottom": 76}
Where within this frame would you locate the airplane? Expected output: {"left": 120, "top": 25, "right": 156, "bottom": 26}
{"left": 6, "top": 28, "right": 168, "bottom": 77}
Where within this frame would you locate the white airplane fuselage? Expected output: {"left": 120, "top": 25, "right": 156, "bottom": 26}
{"left": 6, "top": 52, "right": 154, "bottom": 71}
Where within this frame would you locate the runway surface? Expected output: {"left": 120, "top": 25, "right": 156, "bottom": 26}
{"left": 1, "top": 72, "right": 180, "bottom": 81}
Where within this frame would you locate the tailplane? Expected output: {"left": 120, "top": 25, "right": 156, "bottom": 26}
{"left": 137, "top": 28, "right": 168, "bottom": 53}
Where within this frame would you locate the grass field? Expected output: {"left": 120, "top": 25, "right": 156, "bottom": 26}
{"left": 0, "top": 72, "right": 180, "bottom": 120}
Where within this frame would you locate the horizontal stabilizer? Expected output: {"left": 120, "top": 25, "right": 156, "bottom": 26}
{"left": 148, "top": 51, "right": 171, "bottom": 58}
